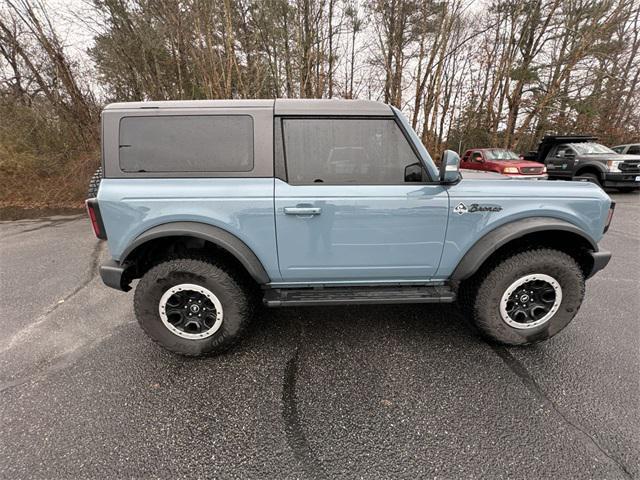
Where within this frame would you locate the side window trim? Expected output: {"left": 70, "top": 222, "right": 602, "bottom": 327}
{"left": 276, "top": 115, "right": 435, "bottom": 186}
{"left": 389, "top": 111, "right": 435, "bottom": 182}
{"left": 274, "top": 117, "right": 287, "bottom": 182}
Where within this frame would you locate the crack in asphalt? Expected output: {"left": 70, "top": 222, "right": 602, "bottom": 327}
{"left": 1, "top": 240, "right": 103, "bottom": 353}
{"left": 0, "top": 215, "right": 83, "bottom": 240}
{"left": 491, "top": 345, "right": 633, "bottom": 480}
{"left": 0, "top": 321, "right": 136, "bottom": 394}
{"left": 0, "top": 240, "right": 107, "bottom": 392}
{"left": 282, "top": 321, "right": 327, "bottom": 480}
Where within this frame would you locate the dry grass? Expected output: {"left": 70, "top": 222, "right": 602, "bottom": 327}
{"left": 0, "top": 99, "right": 99, "bottom": 209}
{"left": 0, "top": 151, "right": 99, "bottom": 209}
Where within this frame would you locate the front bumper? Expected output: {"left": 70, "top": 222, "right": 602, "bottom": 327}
{"left": 504, "top": 174, "right": 548, "bottom": 180}
{"left": 602, "top": 173, "right": 640, "bottom": 188}
{"left": 587, "top": 250, "right": 612, "bottom": 278}
{"left": 100, "top": 260, "right": 131, "bottom": 291}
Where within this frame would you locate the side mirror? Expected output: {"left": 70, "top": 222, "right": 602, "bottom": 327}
{"left": 404, "top": 162, "right": 424, "bottom": 182}
{"left": 439, "top": 150, "right": 462, "bottom": 184}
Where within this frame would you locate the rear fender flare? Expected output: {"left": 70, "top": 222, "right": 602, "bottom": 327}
{"left": 121, "top": 221, "right": 270, "bottom": 284}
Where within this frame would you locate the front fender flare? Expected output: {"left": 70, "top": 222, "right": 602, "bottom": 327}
{"left": 121, "top": 221, "right": 270, "bottom": 284}
{"left": 575, "top": 161, "right": 607, "bottom": 176}
{"left": 450, "top": 217, "right": 597, "bottom": 281}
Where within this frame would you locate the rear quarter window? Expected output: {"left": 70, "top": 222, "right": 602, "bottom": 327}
{"left": 119, "top": 115, "right": 254, "bottom": 172}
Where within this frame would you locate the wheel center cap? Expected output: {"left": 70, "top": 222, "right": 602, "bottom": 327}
{"left": 520, "top": 294, "right": 530, "bottom": 303}
{"left": 190, "top": 304, "right": 200, "bottom": 313}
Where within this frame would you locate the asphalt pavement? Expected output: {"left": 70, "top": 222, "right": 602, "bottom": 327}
{"left": 0, "top": 192, "right": 638, "bottom": 479}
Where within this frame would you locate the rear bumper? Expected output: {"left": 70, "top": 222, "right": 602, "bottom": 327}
{"left": 602, "top": 173, "right": 640, "bottom": 188}
{"left": 100, "top": 260, "right": 131, "bottom": 292}
{"left": 587, "top": 250, "right": 611, "bottom": 278}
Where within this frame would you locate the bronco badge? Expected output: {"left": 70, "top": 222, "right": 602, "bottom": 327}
{"left": 454, "top": 202, "right": 502, "bottom": 215}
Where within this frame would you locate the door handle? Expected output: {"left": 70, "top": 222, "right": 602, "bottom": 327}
{"left": 284, "top": 207, "right": 322, "bottom": 216}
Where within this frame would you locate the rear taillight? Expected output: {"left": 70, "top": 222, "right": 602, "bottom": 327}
{"left": 86, "top": 198, "right": 107, "bottom": 240}
{"left": 604, "top": 202, "right": 615, "bottom": 233}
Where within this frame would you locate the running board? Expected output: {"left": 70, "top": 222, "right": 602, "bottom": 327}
{"left": 263, "top": 284, "right": 456, "bottom": 307}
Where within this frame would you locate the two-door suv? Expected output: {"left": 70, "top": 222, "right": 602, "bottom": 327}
{"left": 87, "top": 99, "right": 614, "bottom": 356}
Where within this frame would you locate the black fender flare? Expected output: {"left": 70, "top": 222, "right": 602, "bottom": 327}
{"left": 574, "top": 161, "right": 607, "bottom": 177}
{"left": 121, "top": 221, "right": 270, "bottom": 284}
{"left": 450, "top": 217, "right": 597, "bottom": 281}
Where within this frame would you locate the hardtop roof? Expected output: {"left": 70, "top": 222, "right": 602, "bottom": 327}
{"left": 104, "top": 99, "right": 274, "bottom": 110}
{"left": 104, "top": 98, "right": 392, "bottom": 116}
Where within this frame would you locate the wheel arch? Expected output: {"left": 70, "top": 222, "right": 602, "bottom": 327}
{"left": 451, "top": 217, "right": 597, "bottom": 282}
{"left": 575, "top": 162, "right": 606, "bottom": 178}
{"left": 121, "top": 221, "right": 270, "bottom": 285}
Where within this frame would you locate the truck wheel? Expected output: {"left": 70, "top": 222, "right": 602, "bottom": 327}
{"left": 575, "top": 172, "right": 601, "bottom": 187}
{"left": 134, "top": 258, "right": 254, "bottom": 356}
{"left": 87, "top": 166, "right": 103, "bottom": 199}
{"left": 469, "top": 249, "right": 584, "bottom": 345}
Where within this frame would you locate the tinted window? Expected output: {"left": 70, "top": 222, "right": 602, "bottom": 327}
{"left": 627, "top": 145, "right": 640, "bottom": 155}
{"left": 612, "top": 146, "right": 624, "bottom": 154}
{"left": 119, "top": 115, "right": 253, "bottom": 172}
{"left": 555, "top": 145, "right": 574, "bottom": 157}
{"left": 282, "top": 118, "right": 419, "bottom": 184}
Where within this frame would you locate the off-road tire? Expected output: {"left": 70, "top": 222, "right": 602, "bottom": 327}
{"left": 575, "top": 172, "right": 601, "bottom": 187}
{"left": 87, "top": 166, "right": 103, "bottom": 199}
{"left": 134, "top": 258, "right": 254, "bottom": 356}
{"left": 468, "top": 249, "right": 585, "bottom": 345}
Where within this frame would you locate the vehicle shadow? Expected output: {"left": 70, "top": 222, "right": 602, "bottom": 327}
{"left": 231, "top": 302, "right": 486, "bottom": 362}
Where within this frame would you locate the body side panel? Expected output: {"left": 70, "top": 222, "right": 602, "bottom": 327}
{"left": 98, "top": 178, "right": 281, "bottom": 281}
{"left": 436, "top": 179, "right": 610, "bottom": 278}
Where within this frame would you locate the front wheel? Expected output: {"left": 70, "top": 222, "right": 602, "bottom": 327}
{"left": 575, "top": 172, "right": 601, "bottom": 187}
{"left": 134, "top": 258, "right": 254, "bottom": 356}
{"left": 467, "top": 249, "right": 585, "bottom": 345}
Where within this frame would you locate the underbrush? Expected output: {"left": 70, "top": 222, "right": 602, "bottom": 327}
{"left": 0, "top": 99, "right": 99, "bottom": 208}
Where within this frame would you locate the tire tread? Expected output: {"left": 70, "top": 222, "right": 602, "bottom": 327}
{"left": 134, "top": 257, "right": 254, "bottom": 356}
{"left": 469, "top": 248, "right": 585, "bottom": 345}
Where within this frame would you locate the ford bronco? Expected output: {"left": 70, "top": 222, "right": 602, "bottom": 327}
{"left": 87, "top": 99, "right": 614, "bottom": 356}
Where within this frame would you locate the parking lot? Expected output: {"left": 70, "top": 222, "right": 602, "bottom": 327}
{"left": 0, "top": 192, "right": 638, "bottom": 479}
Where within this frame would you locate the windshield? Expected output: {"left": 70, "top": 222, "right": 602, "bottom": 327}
{"left": 484, "top": 149, "right": 520, "bottom": 161}
{"left": 570, "top": 142, "right": 615, "bottom": 155}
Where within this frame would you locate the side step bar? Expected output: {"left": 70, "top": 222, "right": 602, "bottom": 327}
{"left": 263, "top": 284, "right": 456, "bottom": 307}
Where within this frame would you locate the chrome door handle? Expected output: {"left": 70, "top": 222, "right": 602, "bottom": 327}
{"left": 284, "top": 207, "right": 322, "bottom": 215}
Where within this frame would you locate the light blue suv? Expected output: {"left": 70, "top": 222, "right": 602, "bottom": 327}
{"left": 86, "top": 99, "right": 614, "bottom": 356}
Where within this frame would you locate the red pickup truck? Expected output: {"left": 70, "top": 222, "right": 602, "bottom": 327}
{"left": 461, "top": 148, "right": 547, "bottom": 179}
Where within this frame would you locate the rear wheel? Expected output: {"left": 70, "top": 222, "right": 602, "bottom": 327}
{"left": 134, "top": 258, "right": 254, "bottom": 356}
{"left": 467, "top": 249, "right": 585, "bottom": 345}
